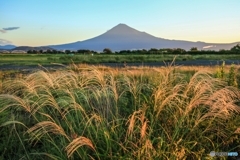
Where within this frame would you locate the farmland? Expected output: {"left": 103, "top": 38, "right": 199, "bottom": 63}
{"left": 1, "top": 53, "right": 240, "bottom": 66}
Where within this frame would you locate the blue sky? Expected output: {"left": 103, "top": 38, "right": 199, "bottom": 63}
{"left": 1, "top": 0, "right": 240, "bottom": 46}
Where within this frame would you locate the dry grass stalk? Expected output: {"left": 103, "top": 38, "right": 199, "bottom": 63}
{"left": 140, "top": 121, "right": 147, "bottom": 140}
{"left": 234, "top": 128, "right": 240, "bottom": 134}
{"left": 65, "top": 136, "right": 95, "bottom": 158}
{"left": 127, "top": 111, "right": 138, "bottom": 137}
{"left": 0, "top": 94, "right": 31, "bottom": 113}
{"left": 27, "top": 121, "right": 68, "bottom": 142}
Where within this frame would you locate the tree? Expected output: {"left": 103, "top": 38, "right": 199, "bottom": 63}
{"left": 46, "top": 49, "right": 52, "bottom": 54}
{"left": 103, "top": 48, "right": 112, "bottom": 54}
{"left": 142, "top": 49, "right": 147, "bottom": 53}
{"left": 190, "top": 47, "right": 198, "bottom": 51}
{"left": 149, "top": 48, "right": 159, "bottom": 54}
{"left": 230, "top": 44, "right": 240, "bottom": 52}
{"left": 27, "top": 50, "right": 37, "bottom": 54}
{"left": 52, "top": 50, "right": 57, "bottom": 54}
{"left": 172, "top": 48, "right": 186, "bottom": 54}
{"left": 65, "top": 50, "right": 71, "bottom": 54}
{"left": 77, "top": 49, "right": 92, "bottom": 54}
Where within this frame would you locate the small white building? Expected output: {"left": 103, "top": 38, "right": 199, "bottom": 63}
{"left": 11, "top": 50, "right": 27, "bottom": 54}
{"left": 0, "top": 50, "right": 10, "bottom": 53}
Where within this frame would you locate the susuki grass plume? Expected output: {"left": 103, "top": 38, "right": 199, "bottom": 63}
{"left": 0, "top": 65, "right": 239, "bottom": 159}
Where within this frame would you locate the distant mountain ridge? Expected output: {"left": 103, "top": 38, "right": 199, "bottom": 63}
{"left": 49, "top": 23, "right": 240, "bottom": 51}
{"left": 12, "top": 46, "right": 54, "bottom": 51}
{"left": 0, "top": 45, "right": 16, "bottom": 50}
{"left": 0, "top": 45, "right": 54, "bottom": 51}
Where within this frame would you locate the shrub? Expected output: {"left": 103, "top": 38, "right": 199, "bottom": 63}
{"left": 216, "top": 61, "right": 225, "bottom": 80}
{"left": 228, "top": 63, "right": 238, "bottom": 87}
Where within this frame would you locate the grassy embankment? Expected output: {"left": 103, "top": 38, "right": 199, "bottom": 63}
{"left": 0, "top": 64, "right": 240, "bottom": 159}
{"left": 1, "top": 54, "right": 240, "bottom": 65}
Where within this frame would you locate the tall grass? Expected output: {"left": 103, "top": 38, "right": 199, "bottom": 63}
{"left": 0, "top": 65, "right": 240, "bottom": 159}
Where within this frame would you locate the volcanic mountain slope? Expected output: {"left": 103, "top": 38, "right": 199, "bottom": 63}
{"left": 49, "top": 23, "right": 239, "bottom": 51}
{"left": 11, "top": 46, "right": 54, "bottom": 51}
{"left": 0, "top": 45, "right": 16, "bottom": 50}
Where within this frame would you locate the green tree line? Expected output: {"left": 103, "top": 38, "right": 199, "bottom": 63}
{"left": 26, "top": 44, "right": 240, "bottom": 55}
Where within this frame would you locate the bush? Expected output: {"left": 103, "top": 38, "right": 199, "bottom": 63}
{"left": 228, "top": 64, "right": 238, "bottom": 87}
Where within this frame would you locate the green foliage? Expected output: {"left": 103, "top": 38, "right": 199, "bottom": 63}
{"left": 190, "top": 47, "right": 198, "bottom": 51}
{"left": 215, "top": 61, "right": 239, "bottom": 87}
{"left": 103, "top": 48, "right": 112, "bottom": 54}
{"left": 2, "top": 53, "right": 240, "bottom": 66}
{"left": 228, "top": 63, "right": 238, "bottom": 87}
{"left": 216, "top": 61, "right": 225, "bottom": 80}
{"left": 231, "top": 44, "right": 240, "bottom": 52}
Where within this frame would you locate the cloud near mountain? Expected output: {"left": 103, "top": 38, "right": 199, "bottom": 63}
{"left": 1, "top": 27, "right": 20, "bottom": 33}
{"left": 0, "top": 39, "right": 13, "bottom": 45}
{"left": 0, "top": 30, "right": 6, "bottom": 33}
{"left": 3, "top": 27, "right": 20, "bottom": 31}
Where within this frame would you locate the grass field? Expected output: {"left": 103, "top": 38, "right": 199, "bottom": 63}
{"left": 0, "top": 64, "right": 240, "bottom": 159}
{"left": 1, "top": 54, "right": 240, "bottom": 66}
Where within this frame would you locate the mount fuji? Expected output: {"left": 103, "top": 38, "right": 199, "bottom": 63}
{"left": 49, "top": 23, "right": 239, "bottom": 51}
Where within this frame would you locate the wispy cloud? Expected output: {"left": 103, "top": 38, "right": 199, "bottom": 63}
{"left": 1, "top": 27, "right": 20, "bottom": 33}
{"left": 0, "top": 30, "right": 7, "bottom": 33}
{"left": 3, "top": 27, "right": 20, "bottom": 31}
{"left": 203, "top": 45, "right": 216, "bottom": 49}
{"left": 0, "top": 39, "right": 12, "bottom": 45}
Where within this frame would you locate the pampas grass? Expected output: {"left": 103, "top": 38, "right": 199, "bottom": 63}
{"left": 0, "top": 65, "right": 240, "bottom": 159}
